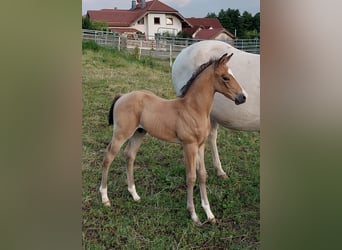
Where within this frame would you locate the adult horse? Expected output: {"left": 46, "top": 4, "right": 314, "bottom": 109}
{"left": 99, "top": 53, "right": 247, "bottom": 225}
{"left": 172, "top": 40, "right": 260, "bottom": 179}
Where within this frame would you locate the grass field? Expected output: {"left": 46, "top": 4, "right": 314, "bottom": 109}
{"left": 82, "top": 41, "right": 260, "bottom": 249}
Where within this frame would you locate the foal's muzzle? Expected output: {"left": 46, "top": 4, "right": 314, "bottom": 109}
{"left": 234, "top": 93, "right": 246, "bottom": 105}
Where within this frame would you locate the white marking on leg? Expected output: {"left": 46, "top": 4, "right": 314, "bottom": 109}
{"left": 99, "top": 186, "right": 110, "bottom": 206}
{"left": 191, "top": 213, "right": 200, "bottom": 224}
{"left": 187, "top": 201, "right": 200, "bottom": 224}
{"left": 201, "top": 199, "right": 215, "bottom": 220}
{"left": 128, "top": 185, "right": 141, "bottom": 202}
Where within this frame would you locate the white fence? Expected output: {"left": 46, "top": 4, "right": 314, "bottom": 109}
{"left": 82, "top": 29, "right": 124, "bottom": 50}
{"left": 234, "top": 39, "right": 260, "bottom": 54}
{"left": 82, "top": 29, "right": 260, "bottom": 60}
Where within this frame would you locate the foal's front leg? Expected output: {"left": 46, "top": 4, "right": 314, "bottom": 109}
{"left": 197, "top": 143, "right": 216, "bottom": 223}
{"left": 183, "top": 143, "right": 201, "bottom": 225}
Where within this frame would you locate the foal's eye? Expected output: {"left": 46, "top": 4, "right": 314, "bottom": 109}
{"left": 222, "top": 76, "right": 229, "bottom": 81}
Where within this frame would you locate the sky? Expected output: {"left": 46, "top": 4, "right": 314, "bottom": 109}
{"left": 82, "top": 0, "right": 260, "bottom": 17}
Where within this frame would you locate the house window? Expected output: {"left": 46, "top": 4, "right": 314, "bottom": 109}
{"left": 166, "top": 17, "right": 173, "bottom": 25}
{"left": 154, "top": 17, "right": 160, "bottom": 25}
{"left": 137, "top": 17, "right": 144, "bottom": 25}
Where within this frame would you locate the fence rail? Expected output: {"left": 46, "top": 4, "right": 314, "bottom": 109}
{"left": 82, "top": 29, "right": 260, "bottom": 61}
{"left": 82, "top": 29, "right": 125, "bottom": 50}
{"left": 234, "top": 39, "right": 260, "bottom": 54}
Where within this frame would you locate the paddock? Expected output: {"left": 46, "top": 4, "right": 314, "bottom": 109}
{"left": 82, "top": 43, "right": 260, "bottom": 249}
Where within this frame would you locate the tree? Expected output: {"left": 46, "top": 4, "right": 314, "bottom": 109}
{"left": 253, "top": 12, "right": 260, "bottom": 33}
{"left": 241, "top": 11, "right": 254, "bottom": 32}
{"left": 206, "top": 8, "right": 260, "bottom": 39}
{"left": 91, "top": 20, "right": 108, "bottom": 31}
{"left": 82, "top": 15, "right": 92, "bottom": 29}
{"left": 177, "top": 31, "right": 192, "bottom": 39}
{"left": 216, "top": 8, "right": 241, "bottom": 37}
{"left": 206, "top": 12, "right": 217, "bottom": 18}
{"left": 243, "top": 30, "right": 259, "bottom": 39}
{"left": 82, "top": 15, "right": 109, "bottom": 31}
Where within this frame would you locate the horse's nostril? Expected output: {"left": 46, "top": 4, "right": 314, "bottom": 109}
{"left": 235, "top": 93, "right": 246, "bottom": 105}
{"left": 239, "top": 93, "right": 246, "bottom": 102}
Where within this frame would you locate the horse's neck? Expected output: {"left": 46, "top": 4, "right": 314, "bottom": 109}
{"left": 183, "top": 69, "right": 215, "bottom": 116}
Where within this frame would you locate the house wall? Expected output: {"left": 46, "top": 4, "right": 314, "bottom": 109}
{"left": 215, "top": 33, "right": 234, "bottom": 42}
{"left": 146, "top": 13, "right": 182, "bottom": 39}
{"left": 131, "top": 16, "right": 147, "bottom": 34}
{"left": 130, "top": 14, "right": 182, "bottom": 39}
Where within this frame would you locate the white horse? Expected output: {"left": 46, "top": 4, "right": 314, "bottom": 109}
{"left": 172, "top": 40, "right": 260, "bottom": 179}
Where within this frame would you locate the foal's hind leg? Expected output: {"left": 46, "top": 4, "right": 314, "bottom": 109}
{"left": 124, "top": 129, "right": 146, "bottom": 202}
{"left": 209, "top": 119, "right": 228, "bottom": 179}
{"left": 99, "top": 134, "right": 127, "bottom": 206}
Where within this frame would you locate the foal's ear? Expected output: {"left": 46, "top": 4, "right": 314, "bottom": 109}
{"left": 218, "top": 53, "right": 228, "bottom": 65}
{"left": 218, "top": 53, "right": 233, "bottom": 65}
{"left": 227, "top": 53, "right": 234, "bottom": 61}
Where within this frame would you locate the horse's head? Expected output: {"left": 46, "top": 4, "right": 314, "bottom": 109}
{"left": 213, "top": 53, "right": 247, "bottom": 105}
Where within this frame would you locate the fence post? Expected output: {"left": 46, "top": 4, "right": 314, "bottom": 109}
{"left": 139, "top": 41, "right": 142, "bottom": 60}
{"left": 255, "top": 38, "right": 258, "bottom": 54}
{"left": 169, "top": 44, "right": 172, "bottom": 67}
{"left": 112, "top": 33, "right": 115, "bottom": 48}
{"left": 118, "top": 36, "right": 121, "bottom": 51}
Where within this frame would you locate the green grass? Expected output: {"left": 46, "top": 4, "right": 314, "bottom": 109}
{"left": 82, "top": 42, "right": 260, "bottom": 249}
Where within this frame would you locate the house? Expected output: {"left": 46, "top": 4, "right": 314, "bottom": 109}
{"left": 184, "top": 18, "right": 235, "bottom": 42}
{"left": 87, "top": 0, "right": 234, "bottom": 42}
{"left": 87, "top": 0, "right": 192, "bottom": 39}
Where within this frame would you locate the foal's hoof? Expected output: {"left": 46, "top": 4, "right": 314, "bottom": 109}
{"left": 209, "top": 217, "right": 217, "bottom": 224}
{"left": 134, "top": 197, "right": 141, "bottom": 203}
{"left": 193, "top": 219, "right": 202, "bottom": 227}
{"left": 200, "top": 217, "right": 217, "bottom": 226}
{"left": 218, "top": 173, "right": 228, "bottom": 180}
{"left": 102, "top": 200, "right": 111, "bottom": 207}
{"left": 190, "top": 214, "right": 201, "bottom": 226}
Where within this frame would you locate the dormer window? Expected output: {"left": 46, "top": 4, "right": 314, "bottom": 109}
{"left": 137, "top": 17, "right": 144, "bottom": 25}
{"left": 166, "top": 17, "right": 173, "bottom": 25}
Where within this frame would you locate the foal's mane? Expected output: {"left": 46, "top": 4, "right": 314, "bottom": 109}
{"left": 179, "top": 57, "right": 218, "bottom": 98}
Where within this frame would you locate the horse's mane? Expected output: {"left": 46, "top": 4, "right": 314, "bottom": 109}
{"left": 179, "top": 57, "right": 218, "bottom": 98}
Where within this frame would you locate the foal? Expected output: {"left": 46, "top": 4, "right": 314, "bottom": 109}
{"left": 99, "top": 53, "right": 247, "bottom": 225}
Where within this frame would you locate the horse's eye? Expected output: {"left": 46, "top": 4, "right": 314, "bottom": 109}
{"left": 222, "top": 76, "right": 229, "bottom": 81}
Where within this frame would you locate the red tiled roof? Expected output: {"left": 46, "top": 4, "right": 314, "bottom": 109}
{"left": 87, "top": 0, "right": 191, "bottom": 28}
{"left": 88, "top": 10, "right": 138, "bottom": 27}
{"left": 182, "top": 27, "right": 200, "bottom": 36}
{"left": 183, "top": 18, "right": 234, "bottom": 39}
{"left": 194, "top": 28, "right": 234, "bottom": 40}
{"left": 186, "top": 18, "right": 223, "bottom": 29}
{"left": 140, "top": 0, "right": 178, "bottom": 12}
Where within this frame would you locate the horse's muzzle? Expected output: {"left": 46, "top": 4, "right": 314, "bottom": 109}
{"left": 235, "top": 93, "right": 246, "bottom": 105}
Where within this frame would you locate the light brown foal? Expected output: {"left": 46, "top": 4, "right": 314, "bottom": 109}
{"left": 99, "top": 53, "right": 247, "bottom": 225}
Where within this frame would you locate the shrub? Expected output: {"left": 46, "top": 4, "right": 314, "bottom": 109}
{"left": 82, "top": 40, "right": 100, "bottom": 51}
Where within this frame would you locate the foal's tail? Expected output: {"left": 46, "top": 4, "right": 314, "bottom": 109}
{"left": 108, "top": 94, "right": 122, "bottom": 126}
